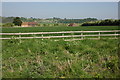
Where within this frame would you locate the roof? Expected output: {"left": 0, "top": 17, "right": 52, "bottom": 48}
{"left": 68, "top": 23, "right": 77, "bottom": 26}
{"left": 22, "top": 22, "right": 37, "bottom": 25}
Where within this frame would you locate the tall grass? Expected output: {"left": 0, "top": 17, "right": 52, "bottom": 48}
{"left": 2, "top": 39, "right": 120, "bottom": 78}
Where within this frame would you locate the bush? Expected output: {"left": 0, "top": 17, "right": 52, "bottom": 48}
{"left": 81, "top": 19, "right": 120, "bottom": 26}
{"left": 3, "top": 23, "right": 14, "bottom": 27}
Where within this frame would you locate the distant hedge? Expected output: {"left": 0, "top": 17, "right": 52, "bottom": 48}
{"left": 2, "top": 23, "right": 14, "bottom": 27}
{"left": 81, "top": 19, "right": 120, "bottom": 26}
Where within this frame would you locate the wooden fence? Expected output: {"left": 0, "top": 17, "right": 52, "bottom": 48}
{"left": 0, "top": 30, "right": 120, "bottom": 40}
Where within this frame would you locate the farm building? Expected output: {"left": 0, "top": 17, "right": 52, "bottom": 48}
{"left": 21, "top": 22, "right": 37, "bottom": 27}
{"left": 68, "top": 23, "right": 78, "bottom": 26}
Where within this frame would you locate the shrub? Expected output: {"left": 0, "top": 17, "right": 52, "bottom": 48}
{"left": 81, "top": 19, "right": 120, "bottom": 26}
{"left": 3, "top": 23, "right": 14, "bottom": 27}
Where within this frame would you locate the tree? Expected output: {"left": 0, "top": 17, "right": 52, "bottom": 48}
{"left": 13, "top": 17, "right": 22, "bottom": 26}
{"left": 81, "top": 19, "right": 120, "bottom": 26}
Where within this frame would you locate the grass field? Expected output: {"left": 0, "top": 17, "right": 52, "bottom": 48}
{"left": 2, "top": 39, "right": 120, "bottom": 78}
{"left": 2, "top": 26, "right": 120, "bottom": 78}
{"left": 2, "top": 26, "right": 119, "bottom": 33}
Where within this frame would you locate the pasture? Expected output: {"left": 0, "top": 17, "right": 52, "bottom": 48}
{"left": 1, "top": 26, "right": 120, "bottom": 78}
{"left": 2, "top": 39, "right": 120, "bottom": 78}
{"left": 2, "top": 26, "right": 119, "bottom": 33}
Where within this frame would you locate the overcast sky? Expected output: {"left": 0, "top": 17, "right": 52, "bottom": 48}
{"left": 2, "top": 2, "right": 118, "bottom": 19}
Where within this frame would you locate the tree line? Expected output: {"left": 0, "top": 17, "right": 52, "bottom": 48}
{"left": 2, "top": 17, "right": 22, "bottom": 27}
{"left": 1, "top": 16, "right": 97, "bottom": 23}
{"left": 81, "top": 19, "right": 120, "bottom": 26}
{"left": 58, "top": 18, "right": 97, "bottom": 23}
{"left": 1, "top": 17, "right": 98, "bottom": 27}
{"left": 1, "top": 16, "right": 120, "bottom": 27}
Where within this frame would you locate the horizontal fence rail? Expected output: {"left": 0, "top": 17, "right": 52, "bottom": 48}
{"left": 0, "top": 30, "right": 120, "bottom": 35}
{"left": 0, "top": 30, "right": 120, "bottom": 40}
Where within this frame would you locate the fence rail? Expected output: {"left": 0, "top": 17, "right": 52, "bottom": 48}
{"left": 0, "top": 30, "right": 120, "bottom": 40}
{"left": 0, "top": 30, "right": 120, "bottom": 35}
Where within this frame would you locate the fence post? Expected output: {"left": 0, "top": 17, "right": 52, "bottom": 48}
{"left": 19, "top": 32, "right": 21, "bottom": 43}
{"left": 71, "top": 33, "right": 74, "bottom": 40}
{"left": 98, "top": 32, "right": 100, "bottom": 39}
{"left": 115, "top": 32, "right": 117, "bottom": 39}
{"left": 62, "top": 33, "right": 64, "bottom": 40}
{"left": 32, "top": 33, "right": 35, "bottom": 39}
{"left": 42, "top": 34, "right": 43, "bottom": 40}
{"left": 81, "top": 32, "right": 83, "bottom": 40}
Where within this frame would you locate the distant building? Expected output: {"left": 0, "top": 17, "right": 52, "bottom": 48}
{"left": 68, "top": 23, "right": 78, "bottom": 26}
{"left": 21, "top": 22, "right": 37, "bottom": 27}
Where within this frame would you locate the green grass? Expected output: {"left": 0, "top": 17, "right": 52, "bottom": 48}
{"left": 2, "top": 26, "right": 119, "bottom": 33}
{"left": 2, "top": 26, "right": 120, "bottom": 78}
{"left": 2, "top": 39, "right": 120, "bottom": 78}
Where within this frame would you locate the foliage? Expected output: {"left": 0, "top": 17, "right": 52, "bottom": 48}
{"left": 1, "top": 16, "right": 98, "bottom": 24}
{"left": 81, "top": 19, "right": 120, "bottom": 26}
{"left": 13, "top": 17, "right": 22, "bottom": 26}
{"left": 0, "top": 23, "right": 3, "bottom": 27}
{"left": 2, "top": 39, "right": 120, "bottom": 78}
{"left": 58, "top": 18, "right": 97, "bottom": 23}
{"left": 3, "top": 16, "right": 120, "bottom": 26}
{"left": 2, "top": 17, "right": 14, "bottom": 23}
{"left": 2, "top": 23, "right": 14, "bottom": 27}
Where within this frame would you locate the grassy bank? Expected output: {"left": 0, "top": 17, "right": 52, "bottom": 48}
{"left": 2, "top": 39, "right": 120, "bottom": 78}
{"left": 2, "top": 26, "right": 119, "bottom": 33}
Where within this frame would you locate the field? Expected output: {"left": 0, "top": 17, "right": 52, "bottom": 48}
{"left": 2, "top": 26, "right": 120, "bottom": 78}
{"left": 2, "top": 39, "right": 120, "bottom": 78}
{"left": 2, "top": 26, "right": 119, "bottom": 33}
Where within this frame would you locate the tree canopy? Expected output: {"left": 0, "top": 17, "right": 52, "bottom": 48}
{"left": 81, "top": 19, "right": 120, "bottom": 26}
{"left": 13, "top": 17, "right": 22, "bottom": 26}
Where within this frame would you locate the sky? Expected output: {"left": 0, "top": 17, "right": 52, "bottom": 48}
{"left": 2, "top": 0, "right": 120, "bottom": 2}
{"left": 2, "top": 2, "right": 118, "bottom": 19}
